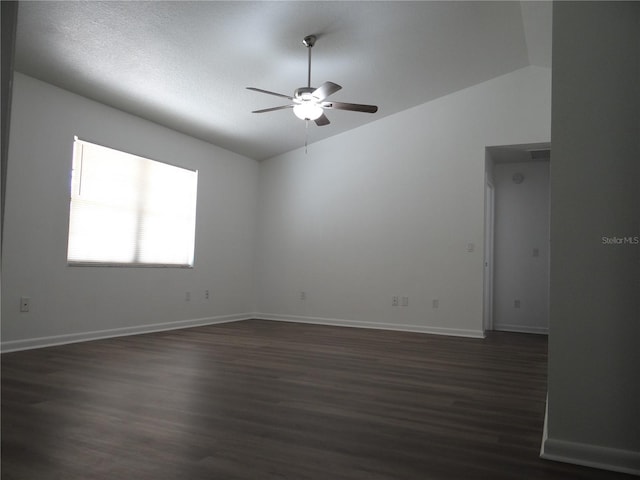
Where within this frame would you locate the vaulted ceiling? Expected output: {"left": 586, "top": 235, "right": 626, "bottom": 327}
{"left": 15, "top": 1, "right": 551, "bottom": 161}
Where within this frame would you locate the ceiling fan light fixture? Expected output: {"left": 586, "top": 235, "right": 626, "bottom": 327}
{"left": 293, "top": 102, "right": 323, "bottom": 121}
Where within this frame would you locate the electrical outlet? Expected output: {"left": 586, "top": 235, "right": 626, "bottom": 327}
{"left": 532, "top": 248, "right": 540, "bottom": 257}
{"left": 432, "top": 299, "right": 439, "bottom": 309}
{"left": 185, "top": 292, "right": 191, "bottom": 302}
{"left": 20, "top": 297, "right": 30, "bottom": 313}
{"left": 205, "top": 289, "right": 210, "bottom": 300}
{"left": 514, "top": 299, "right": 521, "bottom": 308}
{"left": 401, "top": 296, "right": 409, "bottom": 307}
{"left": 392, "top": 296, "right": 399, "bottom": 307}
{"left": 300, "top": 291, "right": 306, "bottom": 300}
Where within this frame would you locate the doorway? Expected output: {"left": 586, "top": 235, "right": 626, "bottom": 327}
{"left": 484, "top": 143, "right": 550, "bottom": 334}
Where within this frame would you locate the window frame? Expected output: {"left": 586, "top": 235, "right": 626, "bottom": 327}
{"left": 66, "top": 137, "right": 199, "bottom": 269}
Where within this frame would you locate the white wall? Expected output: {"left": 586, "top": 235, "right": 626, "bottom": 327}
{"left": 1, "top": 73, "right": 259, "bottom": 351}
{"left": 254, "top": 66, "right": 551, "bottom": 337}
{"left": 543, "top": 2, "right": 640, "bottom": 475}
{"left": 493, "top": 160, "right": 549, "bottom": 334}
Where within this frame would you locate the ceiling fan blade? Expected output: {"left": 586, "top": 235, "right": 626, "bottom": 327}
{"left": 312, "top": 81, "right": 342, "bottom": 101}
{"left": 252, "top": 105, "right": 294, "bottom": 114}
{"left": 247, "top": 87, "right": 293, "bottom": 100}
{"left": 322, "top": 101, "right": 378, "bottom": 113}
{"left": 314, "top": 113, "right": 330, "bottom": 126}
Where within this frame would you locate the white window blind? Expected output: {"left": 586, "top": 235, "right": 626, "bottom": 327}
{"left": 67, "top": 138, "right": 198, "bottom": 267}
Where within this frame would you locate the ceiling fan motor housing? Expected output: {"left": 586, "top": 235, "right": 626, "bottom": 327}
{"left": 294, "top": 87, "right": 316, "bottom": 101}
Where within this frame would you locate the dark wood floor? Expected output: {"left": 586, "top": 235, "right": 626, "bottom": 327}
{"left": 1, "top": 320, "right": 634, "bottom": 480}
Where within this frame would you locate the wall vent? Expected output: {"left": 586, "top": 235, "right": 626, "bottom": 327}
{"left": 529, "top": 149, "right": 551, "bottom": 160}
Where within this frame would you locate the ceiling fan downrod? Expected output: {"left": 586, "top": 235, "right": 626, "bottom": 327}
{"left": 302, "top": 35, "right": 316, "bottom": 88}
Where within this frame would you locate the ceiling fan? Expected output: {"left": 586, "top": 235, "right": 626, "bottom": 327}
{"left": 247, "top": 35, "right": 378, "bottom": 126}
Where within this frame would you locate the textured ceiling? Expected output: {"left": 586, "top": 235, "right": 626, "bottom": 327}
{"left": 14, "top": 1, "right": 551, "bottom": 161}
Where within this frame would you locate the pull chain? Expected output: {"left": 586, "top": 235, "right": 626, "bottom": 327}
{"left": 305, "top": 119, "right": 309, "bottom": 154}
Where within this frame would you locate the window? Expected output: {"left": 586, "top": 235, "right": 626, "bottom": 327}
{"left": 67, "top": 137, "right": 198, "bottom": 267}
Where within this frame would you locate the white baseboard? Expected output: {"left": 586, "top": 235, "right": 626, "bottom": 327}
{"left": 255, "top": 313, "right": 485, "bottom": 338}
{"left": 541, "top": 432, "right": 640, "bottom": 476}
{"left": 0, "top": 312, "right": 486, "bottom": 353}
{"left": 493, "top": 323, "right": 548, "bottom": 335}
{"left": 0, "top": 313, "right": 253, "bottom": 353}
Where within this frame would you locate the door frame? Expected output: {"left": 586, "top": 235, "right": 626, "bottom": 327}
{"left": 483, "top": 179, "right": 495, "bottom": 333}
